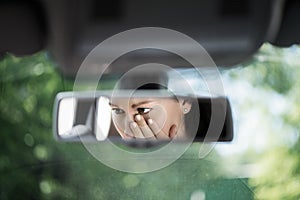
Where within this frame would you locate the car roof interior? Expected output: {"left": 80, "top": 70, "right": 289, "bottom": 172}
{"left": 0, "top": 0, "right": 300, "bottom": 76}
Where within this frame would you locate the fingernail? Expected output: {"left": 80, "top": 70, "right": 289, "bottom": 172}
{"left": 131, "top": 122, "right": 137, "bottom": 128}
{"left": 148, "top": 119, "right": 153, "bottom": 125}
{"left": 135, "top": 115, "right": 141, "bottom": 121}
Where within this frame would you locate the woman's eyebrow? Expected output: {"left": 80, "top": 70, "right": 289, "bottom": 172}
{"left": 108, "top": 102, "right": 118, "bottom": 107}
{"left": 131, "top": 100, "right": 153, "bottom": 108}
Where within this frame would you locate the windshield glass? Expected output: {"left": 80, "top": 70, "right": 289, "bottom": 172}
{"left": 1, "top": 43, "right": 300, "bottom": 199}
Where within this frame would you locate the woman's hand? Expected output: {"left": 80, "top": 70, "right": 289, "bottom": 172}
{"left": 124, "top": 114, "right": 177, "bottom": 141}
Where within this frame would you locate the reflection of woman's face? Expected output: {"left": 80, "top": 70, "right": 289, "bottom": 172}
{"left": 109, "top": 98, "right": 189, "bottom": 139}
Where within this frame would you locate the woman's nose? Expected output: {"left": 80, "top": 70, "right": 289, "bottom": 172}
{"left": 123, "top": 112, "right": 137, "bottom": 135}
{"left": 128, "top": 109, "right": 138, "bottom": 120}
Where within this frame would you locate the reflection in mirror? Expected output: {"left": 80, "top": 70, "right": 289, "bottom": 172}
{"left": 108, "top": 97, "right": 193, "bottom": 141}
{"left": 56, "top": 96, "right": 95, "bottom": 140}
{"left": 95, "top": 97, "right": 111, "bottom": 141}
{"left": 57, "top": 98, "right": 76, "bottom": 138}
{"left": 53, "top": 91, "right": 233, "bottom": 143}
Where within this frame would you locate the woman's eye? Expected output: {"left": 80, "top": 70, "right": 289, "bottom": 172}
{"left": 137, "top": 108, "right": 152, "bottom": 115}
{"left": 112, "top": 108, "right": 125, "bottom": 115}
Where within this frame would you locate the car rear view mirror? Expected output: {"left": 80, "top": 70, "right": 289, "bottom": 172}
{"left": 53, "top": 90, "right": 233, "bottom": 143}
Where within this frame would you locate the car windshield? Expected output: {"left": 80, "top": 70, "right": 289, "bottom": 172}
{"left": 1, "top": 43, "right": 300, "bottom": 199}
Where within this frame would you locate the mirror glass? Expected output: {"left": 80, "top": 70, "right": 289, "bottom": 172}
{"left": 57, "top": 97, "right": 76, "bottom": 138}
{"left": 95, "top": 97, "right": 111, "bottom": 141}
{"left": 54, "top": 91, "right": 233, "bottom": 142}
{"left": 57, "top": 97, "right": 95, "bottom": 140}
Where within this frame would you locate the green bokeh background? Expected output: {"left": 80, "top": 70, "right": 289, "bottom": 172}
{"left": 1, "top": 44, "right": 300, "bottom": 199}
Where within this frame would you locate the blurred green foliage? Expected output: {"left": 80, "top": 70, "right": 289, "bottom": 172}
{"left": 4, "top": 43, "right": 300, "bottom": 199}
{"left": 0, "top": 52, "right": 253, "bottom": 199}
{"left": 228, "top": 44, "right": 300, "bottom": 200}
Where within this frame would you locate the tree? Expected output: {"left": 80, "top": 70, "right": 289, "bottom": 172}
{"left": 227, "top": 44, "right": 300, "bottom": 200}
{"left": 1, "top": 52, "right": 237, "bottom": 199}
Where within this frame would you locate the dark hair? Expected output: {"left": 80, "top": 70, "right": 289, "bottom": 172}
{"left": 116, "top": 70, "right": 168, "bottom": 90}
{"left": 137, "top": 83, "right": 168, "bottom": 90}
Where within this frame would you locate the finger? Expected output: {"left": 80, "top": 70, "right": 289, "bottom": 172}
{"left": 135, "top": 115, "right": 156, "bottom": 140}
{"left": 134, "top": 115, "right": 147, "bottom": 127}
{"left": 140, "top": 126, "right": 156, "bottom": 140}
{"left": 147, "top": 119, "right": 170, "bottom": 140}
{"left": 169, "top": 125, "right": 177, "bottom": 139}
{"left": 130, "top": 122, "right": 144, "bottom": 138}
{"left": 122, "top": 133, "right": 134, "bottom": 140}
